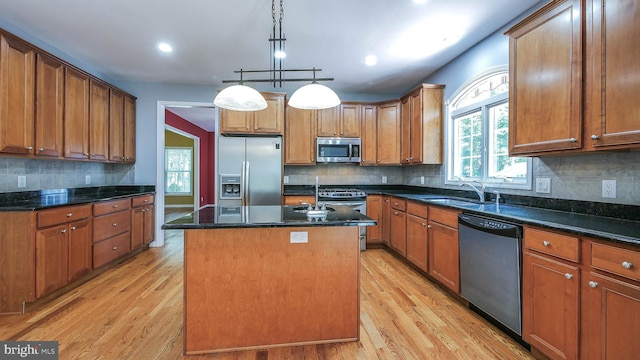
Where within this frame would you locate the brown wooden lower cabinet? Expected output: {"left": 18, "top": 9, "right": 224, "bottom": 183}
{"left": 282, "top": 195, "right": 315, "bottom": 206}
{"left": 67, "top": 219, "right": 92, "bottom": 282}
{"left": 36, "top": 224, "right": 69, "bottom": 298}
{"left": 406, "top": 213, "right": 428, "bottom": 272}
{"left": 390, "top": 208, "right": 406, "bottom": 256}
{"left": 93, "top": 232, "right": 131, "bottom": 269}
{"left": 365, "top": 195, "right": 382, "bottom": 245}
{"left": 381, "top": 196, "right": 391, "bottom": 246}
{"left": 427, "top": 219, "right": 460, "bottom": 294}
{"left": 131, "top": 195, "right": 155, "bottom": 250}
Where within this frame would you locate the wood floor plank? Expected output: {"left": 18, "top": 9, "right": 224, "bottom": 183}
{"left": 0, "top": 227, "right": 534, "bottom": 359}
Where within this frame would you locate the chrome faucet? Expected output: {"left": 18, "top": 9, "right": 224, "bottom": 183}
{"left": 459, "top": 181, "right": 485, "bottom": 203}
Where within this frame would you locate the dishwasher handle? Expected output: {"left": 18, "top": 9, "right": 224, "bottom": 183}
{"left": 458, "top": 214, "right": 521, "bottom": 238}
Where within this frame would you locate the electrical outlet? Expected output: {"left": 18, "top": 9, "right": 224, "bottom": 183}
{"left": 18, "top": 176, "right": 26, "bottom": 188}
{"left": 535, "top": 177, "right": 551, "bottom": 194}
{"left": 85, "top": 175, "right": 91, "bottom": 185}
{"left": 283, "top": 175, "right": 289, "bottom": 184}
{"left": 382, "top": 176, "right": 388, "bottom": 184}
{"left": 602, "top": 179, "right": 616, "bottom": 198}
{"left": 420, "top": 176, "right": 425, "bottom": 185}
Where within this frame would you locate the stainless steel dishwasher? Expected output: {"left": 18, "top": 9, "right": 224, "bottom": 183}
{"left": 458, "top": 214, "right": 523, "bottom": 336}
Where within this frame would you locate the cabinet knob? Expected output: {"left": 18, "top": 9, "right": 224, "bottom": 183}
{"left": 126, "top": 157, "right": 130, "bottom": 160}
{"left": 61, "top": 229, "right": 67, "bottom": 234}
{"left": 427, "top": 225, "right": 432, "bottom": 229}
{"left": 67, "top": 213, "right": 73, "bottom": 217}
{"left": 113, "top": 204, "right": 119, "bottom": 208}
{"left": 91, "top": 153, "right": 96, "bottom": 156}
{"left": 143, "top": 199, "right": 148, "bottom": 202}
{"left": 385, "top": 200, "right": 389, "bottom": 203}
{"left": 564, "top": 273, "right": 573, "bottom": 280}
{"left": 569, "top": 138, "right": 577, "bottom": 142}
{"left": 542, "top": 240, "right": 550, "bottom": 247}
{"left": 591, "top": 134, "right": 599, "bottom": 140}
{"left": 589, "top": 281, "right": 599, "bottom": 288}
{"left": 121, "top": 156, "right": 125, "bottom": 160}
{"left": 333, "top": 132, "right": 337, "bottom": 135}
{"left": 112, "top": 223, "right": 118, "bottom": 227}
{"left": 141, "top": 209, "right": 145, "bottom": 212}
{"left": 422, "top": 223, "right": 426, "bottom": 227}
{"left": 38, "top": 148, "right": 44, "bottom": 152}
{"left": 26, "top": 146, "right": 33, "bottom": 150}
{"left": 112, "top": 246, "right": 118, "bottom": 251}
{"left": 394, "top": 211, "right": 399, "bottom": 215}
{"left": 622, "top": 261, "right": 633, "bottom": 269}
{"left": 84, "top": 152, "right": 89, "bottom": 156}
{"left": 71, "top": 226, "right": 77, "bottom": 231}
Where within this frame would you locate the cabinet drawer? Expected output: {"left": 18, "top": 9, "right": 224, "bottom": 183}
{"left": 406, "top": 201, "right": 428, "bottom": 218}
{"left": 428, "top": 206, "right": 459, "bottom": 228}
{"left": 93, "top": 232, "right": 130, "bottom": 268}
{"left": 591, "top": 242, "right": 640, "bottom": 282}
{"left": 283, "top": 195, "right": 315, "bottom": 206}
{"left": 132, "top": 194, "right": 154, "bottom": 208}
{"left": 391, "top": 198, "right": 406, "bottom": 211}
{"left": 93, "top": 211, "right": 131, "bottom": 242}
{"left": 93, "top": 198, "right": 131, "bottom": 216}
{"left": 37, "top": 204, "right": 91, "bottom": 228}
{"left": 524, "top": 226, "right": 580, "bottom": 263}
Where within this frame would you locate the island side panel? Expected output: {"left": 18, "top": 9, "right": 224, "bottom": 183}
{"left": 184, "top": 226, "right": 360, "bottom": 354}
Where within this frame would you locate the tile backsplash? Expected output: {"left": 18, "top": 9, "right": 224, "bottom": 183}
{"left": 0, "top": 158, "right": 135, "bottom": 192}
{"left": 285, "top": 151, "right": 640, "bottom": 205}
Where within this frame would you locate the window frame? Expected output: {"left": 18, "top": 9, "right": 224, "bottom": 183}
{"left": 164, "top": 146, "right": 194, "bottom": 196}
{"left": 444, "top": 68, "right": 532, "bottom": 190}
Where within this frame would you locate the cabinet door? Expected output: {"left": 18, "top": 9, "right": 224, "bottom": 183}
{"left": 124, "top": 95, "right": 136, "bottom": 163}
{"left": 143, "top": 205, "right": 155, "bottom": 245}
{"left": 339, "top": 103, "right": 361, "bottom": 137}
{"left": 507, "top": 0, "right": 582, "bottom": 155}
{"left": 381, "top": 196, "right": 391, "bottom": 246}
{"left": 366, "top": 195, "right": 382, "bottom": 245}
{"left": 0, "top": 34, "right": 35, "bottom": 155}
{"left": 36, "top": 224, "right": 69, "bottom": 298}
{"left": 400, "top": 96, "right": 411, "bottom": 164}
{"left": 283, "top": 195, "right": 316, "bottom": 206}
{"left": 219, "top": 108, "right": 251, "bottom": 134}
{"left": 523, "top": 251, "right": 579, "bottom": 360}
{"left": 584, "top": 272, "right": 640, "bottom": 360}
{"left": 89, "top": 80, "right": 109, "bottom": 161}
{"left": 409, "top": 90, "right": 423, "bottom": 163}
{"left": 406, "top": 213, "right": 428, "bottom": 272}
{"left": 428, "top": 220, "right": 460, "bottom": 294}
{"left": 253, "top": 93, "right": 284, "bottom": 134}
{"left": 587, "top": 0, "right": 640, "bottom": 148}
{"left": 421, "top": 86, "right": 444, "bottom": 164}
{"left": 67, "top": 219, "right": 92, "bottom": 282}
{"left": 360, "top": 104, "right": 377, "bottom": 165}
{"left": 376, "top": 101, "right": 401, "bottom": 164}
{"left": 64, "top": 68, "right": 89, "bottom": 159}
{"left": 109, "top": 89, "right": 125, "bottom": 162}
{"left": 285, "top": 107, "right": 316, "bottom": 165}
{"left": 35, "top": 53, "right": 63, "bottom": 158}
{"left": 131, "top": 206, "right": 144, "bottom": 251}
{"left": 316, "top": 106, "right": 340, "bottom": 136}
{"left": 390, "top": 209, "right": 406, "bottom": 256}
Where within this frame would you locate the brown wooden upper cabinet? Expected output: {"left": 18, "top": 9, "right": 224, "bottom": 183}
{"left": 0, "top": 34, "right": 35, "bottom": 156}
{"left": 400, "top": 84, "right": 444, "bottom": 165}
{"left": 109, "top": 89, "right": 125, "bottom": 162}
{"left": 360, "top": 104, "right": 377, "bottom": 166}
{"left": 124, "top": 95, "right": 136, "bottom": 163}
{"left": 284, "top": 106, "right": 317, "bottom": 165}
{"left": 89, "top": 80, "right": 109, "bottom": 161}
{"left": 376, "top": 100, "right": 401, "bottom": 165}
{"left": 317, "top": 103, "right": 361, "bottom": 137}
{"left": 219, "top": 92, "right": 285, "bottom": 135}
{"left": 36, "top": 53, "right": 64, "bottom": 158}
{"left": 64, "top": 68, "right": 90, "bottom": 160}
{"left": 506, "top": 0, "right": 640, "bottom": 156}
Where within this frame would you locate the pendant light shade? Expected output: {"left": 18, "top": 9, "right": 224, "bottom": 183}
{"left": 288, "top": 83, "right": 341, "bottom": 110}
{"left": 213, "top": 84, "right": 268, "bottom": 111}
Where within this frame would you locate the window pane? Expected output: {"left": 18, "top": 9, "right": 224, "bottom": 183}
{"left": 165, "top": 148, "right": 193, "bottom": 194}
{"left": 453, "top": 73, "right": 509, "bottom": 110}
{"left": 488, "top": 102, "right": 527, "bottom": 181}
{"left": 453, "top": 111, "right": 482, "bottom": 179}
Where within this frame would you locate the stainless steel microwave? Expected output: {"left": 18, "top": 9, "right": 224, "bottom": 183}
{"left": 317, "top": 137, "right": 361, "bottom": 163}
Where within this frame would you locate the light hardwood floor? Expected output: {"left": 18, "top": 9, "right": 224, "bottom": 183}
{"left": 0, "top": 229, "right": 534, "bottom": 359}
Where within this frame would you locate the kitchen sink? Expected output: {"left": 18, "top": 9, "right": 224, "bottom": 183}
{"left": 427, "top": 198, "right": 480, "bottom": 207}
{"left": 292, "top": 206, "right": 336, "bottom": 213}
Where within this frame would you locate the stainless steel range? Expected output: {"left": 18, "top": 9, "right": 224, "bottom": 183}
{"left": 317, "top": 188, "right": 367, "bottom": 251}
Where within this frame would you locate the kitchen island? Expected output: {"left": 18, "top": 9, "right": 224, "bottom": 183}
{"left": 163, "top": 205, "right": 376, "bottom": 355}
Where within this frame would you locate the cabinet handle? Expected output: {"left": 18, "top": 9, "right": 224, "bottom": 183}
{"left": 422, "top": 223, "right": 426, "bottom": 227}
{"left": 113, "top": 204, "right": 119, "bottom": 208}
{"left": 112, "top": 246, "right": 118, "bottom": 251}
{"left": 427, "top": 225, "right": 432, "bottom": 229}
{"left": 84, "top": 152, "right": 89, "bottom": 156}
{"left": 38, "top": 148, "right": 44, "bottom": 152}
{"left": 622, "top": 261, "right": 633, "bottom": 269}
{"left": 333, "top": 132, "right": 337, "bottom": 135}
{"left": 71, "top": 226, "right": 77, "bottom": 231}
{"left": 564, "top": 273, "right": 573, "bottom": 280}
{"left": 61, "top": 229, "right": 67, "bottom": 234}
{"left": 121, "top": 156, "right": 125, "bottom": 160}
{"left": 394, "top": 211, "right": 399, "bottom": 215}
{"left": 589, "top": 281, "right": 599, "bottom": 288}
{"left": 569, "top": 138, "right": 577, "bottom": 142}
{"left": 542, "top": 240, "right": 550, "bottom": 247}
{"left": 385, "top": 200, "right": 389, "bottom": 203}
{"left": 141, "top": 209, "right": 146, "bottom": 212}
{"left": 112, "top": 223, "right": 118, "bottom": 227}
{"left": 26, "top": 146, "right": 33, "bottom": 150}
{"left": 143, "top": 199, "right": 148, "bottom": 202}
{"left": 66, "top": 213, "right": 73, "bottom": 217}
{"left": 591, "top": 134, "right": 599, "bottom": 140}
{"left": 91, "top": 153, "right": 96, "bottom": 156}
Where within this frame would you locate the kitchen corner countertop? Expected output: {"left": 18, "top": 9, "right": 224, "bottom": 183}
{"left": 0, "top": 185, "right": 156, "bottom": 211}
{"left": 162, "top": 205, "right": 376, "bottom": 229}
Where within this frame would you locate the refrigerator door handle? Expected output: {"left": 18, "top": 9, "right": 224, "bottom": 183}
{"left": 244, "top": 161, "right": 250, "bottom": 206}
{"left": 241, "top": 161, "right": 246, "bottom": 206}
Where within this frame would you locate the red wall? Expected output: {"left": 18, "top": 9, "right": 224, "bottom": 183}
{"left": 165, "top": 110, "right": 215, "bottom": 207}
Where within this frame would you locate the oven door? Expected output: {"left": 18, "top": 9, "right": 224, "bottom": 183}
{"left": 321, "top": 200, "right": 367, "bottom": 251}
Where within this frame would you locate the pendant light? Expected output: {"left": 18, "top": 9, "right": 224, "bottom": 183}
{"left": 213, "top": 70, "right": 267, "bottom": 111}
{"left": 288, "top": 68, "right": 340, "bottom": 110}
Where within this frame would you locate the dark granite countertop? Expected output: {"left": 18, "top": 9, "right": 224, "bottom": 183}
{"left": 0, "top": 185, "right": 156, "bottom": 211}
{"left": 162, "top": 205, "right": 376, "bottom": 229}
{"left": 284, "top": 185, "right": 640, "bottom": 247}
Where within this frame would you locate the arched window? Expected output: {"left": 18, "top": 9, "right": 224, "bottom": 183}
{"left": 446, "top": 67, "right": 531, "bottom": 189}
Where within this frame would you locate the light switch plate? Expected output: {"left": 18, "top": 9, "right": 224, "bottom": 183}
{"left": 290, "top": 231, "right": 308, "bottom": 244}
{"left": 602, "top": 179, "right": 616, "bottom": 198}
{"left": 535, "top": 177, "right": 550, "bottom": 193}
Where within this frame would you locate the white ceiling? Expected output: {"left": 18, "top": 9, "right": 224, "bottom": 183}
{"left": 0, "top": 0, "right": 540, "bottom": 126}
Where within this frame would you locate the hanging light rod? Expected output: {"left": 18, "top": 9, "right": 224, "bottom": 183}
{"left": 221, "top": 68, "right": 334, "bottom": 84}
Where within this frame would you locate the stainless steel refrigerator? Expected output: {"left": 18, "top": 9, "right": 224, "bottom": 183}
{"left": 217, "top": 136, "right": 282, "bottom": 207}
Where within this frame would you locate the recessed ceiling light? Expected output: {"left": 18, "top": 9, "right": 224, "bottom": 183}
{"left": 365, "top": 55, "right": 378, "bottom": 66}
{"left": 158, "top": 43, "right": 173, "bottom": 53}
{"left": 412, "top": 0, "right": 428, "bottom": 4}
